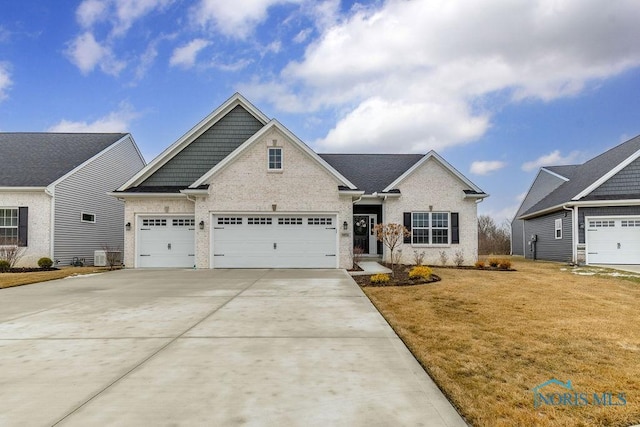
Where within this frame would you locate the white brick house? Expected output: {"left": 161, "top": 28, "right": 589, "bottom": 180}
{"left": 113, "top": 94, "right": 487, "bottom": 269}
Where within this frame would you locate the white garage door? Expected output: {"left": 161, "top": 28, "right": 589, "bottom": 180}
{"left": 586, "top": 217, "right": 640, "bottom": 264}
{"left": 212, "top": 214, "right": 337, "bottom": 268}
{"left": 137, "top": 216, "right": 195, "bottom": 267}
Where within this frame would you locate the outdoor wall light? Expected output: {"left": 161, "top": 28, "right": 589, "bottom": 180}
{"left": 343, "top": 221, "right": 348, "bottom": 231}
{"left": 199, "top": 220, "right": 205, "bottom": 230}
{"left": 125, "top": 222, "right": 131, "bottom": 231}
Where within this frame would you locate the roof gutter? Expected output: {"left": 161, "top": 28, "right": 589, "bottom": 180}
{"left": 0, "top": 186, "right": 48, "bottom": 192}
{"left": 106, "top": 192, "right": 187, "bottom": 199}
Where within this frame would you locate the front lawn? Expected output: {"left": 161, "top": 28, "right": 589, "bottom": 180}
{"left": 363, "top": 258, "right": 640, "bottom": 427}
{"left": 0, "top": 267, "right": 112, "bottom": 289}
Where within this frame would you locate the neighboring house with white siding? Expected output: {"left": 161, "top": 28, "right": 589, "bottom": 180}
{"left": 512, "top": 134, "right": 640, "bottom": 265}
{"left": 0, "top": 133, "right": 145, "bottom": 267}
{"left": 113, "top": 93, "right": 487, "bottom": 269}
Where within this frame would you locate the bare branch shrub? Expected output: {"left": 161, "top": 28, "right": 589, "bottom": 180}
{"left": 412, "top": 250, "right": 426, "bottom": 266}
{"left": 454, "top": 250, "right": 465, "bottom": 267}
{"left": 101, "top": 244, "right": 122, "bottom": 270}
{"left": 439, "top": 250, "right": 449, "bottom": 266}
{"left": 0, "top": 238, "right": 26, "bottom": 268}
{"left": 352, "top": 246, "right": 364, "bottom": 268}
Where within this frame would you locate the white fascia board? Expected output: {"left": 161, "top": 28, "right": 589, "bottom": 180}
{"left": 338, "top": 190, "right": 365, "bottom": 197}
{"left": 518, "top": 198, "right": 640, "bottom": 220}
{"left": 464, "top": 192, "right": 489, "bottom": 199}
{"left": 118, "top": 93, "right": 270, "bottom": 191}
{"left": 383, "top": 150, "right": 484, "bottom": 193}
{"left": 191, "top": 120, "right": 358, "bottom": 190}
{"left": 0, "top": 187, "right": 47, "bottom": 192}
{"left": 572, "top": 148, "right": 640, "bottom": 200}
{"left": 107, "top": 192, "right": 187, "bottom": 199}
{"left": 180, "top": 189, "right": 209, "bottom": 196}
{"left": 50, "top": 134, "right": 139, "bottom": 190}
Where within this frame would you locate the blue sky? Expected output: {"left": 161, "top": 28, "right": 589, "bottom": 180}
{"left": 1, "top": 1, "right": 640, "bottom": 223}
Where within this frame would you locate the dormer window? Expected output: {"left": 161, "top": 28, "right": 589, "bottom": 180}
{"left": 268, "top": 147, "right": 283, "bottom": 171}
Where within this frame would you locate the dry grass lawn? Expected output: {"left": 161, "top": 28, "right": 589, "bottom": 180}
{"left": 363, "top": 258, "right": 640, "bottom": 427}
{"left": 0, "top": 267, "right": 112, "bottom": 289}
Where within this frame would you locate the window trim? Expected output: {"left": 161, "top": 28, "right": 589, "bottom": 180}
{"left": 0, "top": 207, "right": 19, "bottom": 245}
{"left": 81, "top": 212, "right": 96, "bottom": 224}
{"left": 268, "top": 147, "right": 283, "bottom": 171}
{"left": 555, "top": 218, "right": 562, "bottom": 239}
{"left": 411, "top": 211, "right": 450, "bottom": 246}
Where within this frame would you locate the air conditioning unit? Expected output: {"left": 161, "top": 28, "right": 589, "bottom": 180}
{"left": 94, "top": 250, "right": 122, "bottom": 267}
{"left": 94, "top": 250, "right": 107, "bottom": 267}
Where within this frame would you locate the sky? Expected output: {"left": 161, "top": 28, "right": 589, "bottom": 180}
{"left": 1, "top": 0, "right": 640, "bottom": 223}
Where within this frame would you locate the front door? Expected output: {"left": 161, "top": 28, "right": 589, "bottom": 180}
{"left": 353, "top": 214, "right": 377, "bottom": 255}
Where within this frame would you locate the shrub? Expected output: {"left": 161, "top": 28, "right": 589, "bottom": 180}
{"left": 38, "top": 257, "right": 53, "bottom": 269}
{"left": 454, "top": 250, "right": 465, "bottom": 267}
{"left": 370, "top": 273, "right": 390, "bottom": 284}
{"left": 409, "top": 266, "right": 433, "bottom": 280}
{"left": 0, "top": 260, "right": 9, "bottom": 272}
{"left": 475, "top": 260, "right": 485, "bottom": 269}
{"left": 412, "top": 250, "right": 426, "bottom": 266}
{"left": 498, "top": 259, "right": 512, "bottom": 270}
{"left": 439, "top": 250, "right": 449, "bottom": 266}
{"left": 488, "top": 258, "right": 499, "bottom": 268}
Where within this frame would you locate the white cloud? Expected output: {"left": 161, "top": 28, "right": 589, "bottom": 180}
{"left": 293, "top": 28, "right": 312, "bottom": 44}
{"left": 470, "top": 160, "right": 506, "bottom": 176}
{"left": 244, "top": 0, "right": 640, "bottom": 153}
{"left": 0, "top": 62, "right": 11, "bottom": 102}
{"left": 191, "top": 0, "right": 302, "bottom": 39}
{"left": 521, "top": 150, "right": 582, "bottom": 172}
{"left": 76, "top": 0, "right": 108, "bottom": 28}
{"left": 47, "top": 102, "right": 139, "bottom": 132}
{"left": 65, "top": 32, "right": 125, "bottom": 75}
{"left": 170, "top": 39, "right": 211, "bottom": 68}
{"left": 112, "top": 0, "right": 175, "bottom": 36}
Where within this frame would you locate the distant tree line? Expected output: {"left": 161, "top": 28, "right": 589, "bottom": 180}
{"left": 478, "top": 215, "right": 511, "bottom": 255}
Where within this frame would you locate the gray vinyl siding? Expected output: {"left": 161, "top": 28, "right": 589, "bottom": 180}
{"left": 53, "top": 136, "right": 145, "bottom": 265}
{"left": 511, "top": 169, "right": 567, "bottom": 255}
{"left": 141, "top": 106, "right": 264, "bottom": 187}
{"left": 577, "top": 206, "right": 640, "bottom": 244}
{"left": 587, "top": 157, "right": 640, "bottom": 198}
{"left": 523, "top": 211, "right": 573, "bottom": 262}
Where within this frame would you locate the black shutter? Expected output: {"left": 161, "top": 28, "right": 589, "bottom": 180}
{"left": 18, "top": 207, "right": 28, "bottom": 247}
{"left": 451, "top": 212, "right": 459, "bottom": 244}
{"left": 403, "top": 212, "right": 412, "bottom": 244}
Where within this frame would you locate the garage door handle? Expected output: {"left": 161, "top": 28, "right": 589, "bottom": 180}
{"left": 273, "top": 243, "right": 277, "bottom": 250}
{"left": 168, "top": 243, "right": 171, "bottom": 250}
{"left": 617, "top": 243, "right": 621, "bottom": 249}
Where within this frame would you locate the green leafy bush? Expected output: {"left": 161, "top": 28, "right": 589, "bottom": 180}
{"left": 370, "top": 273, "right": 390, "bottom": 284}
{"left": 38, "top": 257, "right": 53, "bottom": 269}
{"left": 0, "top": 260, "right": 10, "bottom": 272}
{"left": 409, "top": 266, "right": 433, "bottom": 280}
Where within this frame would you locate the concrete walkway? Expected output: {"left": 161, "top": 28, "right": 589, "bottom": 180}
{"left": 0, "top": 269, "right": 466, "bottom": 426}
{"left": 351, "top": 261, "right": 393, "bottom": 276}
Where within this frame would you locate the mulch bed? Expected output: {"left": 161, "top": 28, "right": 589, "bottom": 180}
{"left": 353, "top": 264, "right": 441, "bottom": 287}
{"left": 1, "top": 267, "right": 60, "bottom": 273}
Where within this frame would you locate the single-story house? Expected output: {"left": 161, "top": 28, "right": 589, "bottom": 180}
{"left": 512, "top": 134, "right": 640, "bottom": 265}
{"left": 0, "top": 133, "right": 146, "bottom": 267}
{"left": 113, "top": 93, "right": 487, "bottom": 269}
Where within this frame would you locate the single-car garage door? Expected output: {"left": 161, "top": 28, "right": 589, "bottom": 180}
{"left": 212, "top": 214, "right": 337, "bottom": 268}
{"left": 586, "top": 216, "right": 640, "bottom": 264}
{"left": 137, "top": 216, "right": 195, "bottom": 267}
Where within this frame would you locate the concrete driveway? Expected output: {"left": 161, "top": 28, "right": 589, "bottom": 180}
{"left": 0, "top": 269, "right": 466, "bottom": 426}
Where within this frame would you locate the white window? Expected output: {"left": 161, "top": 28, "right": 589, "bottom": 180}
{"left": 555, "top": 218, "right": 562, "bottom": 239}
{"left": 81, "top": 212, "right": 96, "bottom": 223}
{"left": 268, "top": 147, "right": 283, "bottom": 171}
{"left": 412, "top": 212, "right": 449, "bottom": 245}
{"left": 0, "top": 208, "right": 18, "bottom": 245}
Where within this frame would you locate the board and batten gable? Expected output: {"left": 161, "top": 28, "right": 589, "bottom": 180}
{"left": 53, "top": 135, "right": 145, "bottom": 265}
{"left": 140, "top": 106, "right": 265, "bottom": 187}
{"left": 0, "top": 191, "right": 51, "bottom": 266}
{"left": 522, "top": 210, "right": 573, "bottom": 262}
{"left": 384, "top": 156, "right": 479, "bottom": 266}
{"left": 200, "top": 127, "right": 353, "bottom": 268}
{"left": 512, "top": 169, "right": 569, "bottom": 256}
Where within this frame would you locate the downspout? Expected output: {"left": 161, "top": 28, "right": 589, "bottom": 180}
{"left": 185, "top": 194, "right": 198, "bottom": 269}
{"left": 562, "top": 205, "right": 576, "bottom": 264}
{"left": 45, "top": 186, "right": 55, "bottom": 261}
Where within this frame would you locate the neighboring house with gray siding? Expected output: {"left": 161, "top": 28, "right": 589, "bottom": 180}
{"left": 113, "top": 93, "right": 487, "bottom": 269}
{"left": 512, "top": 135, "right": 640, "bottom": 265}
{"left": 0, "top": 133, "right": 145, "bottom": 267}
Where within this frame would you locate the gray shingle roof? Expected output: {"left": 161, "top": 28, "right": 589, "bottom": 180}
{"left": 521, "top": 134, "right": 640, "bottom": 217}
{"left": 0, "top": 133, "right": 127, "bottom": 187}
{"left": 319, "top": 154, "right": 424, "bottom": 193}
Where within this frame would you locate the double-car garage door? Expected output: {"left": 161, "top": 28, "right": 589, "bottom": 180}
{"left": 136, "top": 214, "right": 337, "bottom": 268}
{"left": 586, "top": 216, "right": 640, "bottom": 264}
